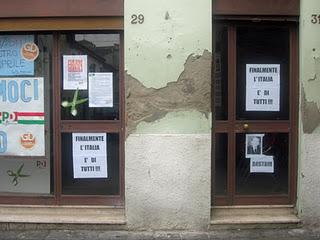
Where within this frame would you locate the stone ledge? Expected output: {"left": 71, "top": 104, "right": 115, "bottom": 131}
{"left": 0, "top": 205, "right": 126, "bottom": 225}
{"left": 211, "top": 205, "right": 301, "bottom": 227}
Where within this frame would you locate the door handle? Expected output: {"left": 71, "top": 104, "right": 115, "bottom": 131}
{"left": 243, "top": 123, "right": 249, "bottom": 130}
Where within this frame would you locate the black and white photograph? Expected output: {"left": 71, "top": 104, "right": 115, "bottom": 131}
{"left": 245, "top": 134, "right": 264, "bottom": 158}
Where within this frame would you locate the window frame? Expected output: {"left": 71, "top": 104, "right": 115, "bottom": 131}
{"left": 0, "top": 27, "right": 125, "bottom": 206}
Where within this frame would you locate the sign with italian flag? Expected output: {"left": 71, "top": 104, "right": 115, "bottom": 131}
{"left": 0, "top": 77, "right": 45, "bottom": 156}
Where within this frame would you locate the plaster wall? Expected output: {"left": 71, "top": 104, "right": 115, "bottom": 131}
{"left": 124, "top": 0, "right": 212, "bottom": 230}
{"left": 299, "top": 0, "right": 320, "bottom": 224}
{"left": 125, "top": 134, "right": 211, "bottom": 231}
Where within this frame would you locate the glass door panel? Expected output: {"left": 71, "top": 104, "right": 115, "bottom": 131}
{"left": 236, "top": 27, "right": 290, "bottom": 120}
{"left": 235, "top": 133, "right": 288, "bottom": 195}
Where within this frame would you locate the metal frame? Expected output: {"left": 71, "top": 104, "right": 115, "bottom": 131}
{"left": 213, "top": 21, "right": 299, "bottom": 206}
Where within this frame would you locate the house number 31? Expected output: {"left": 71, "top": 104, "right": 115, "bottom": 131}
{"left": 131, "top": 14, "right": 144, "bottom": 24}
{"left": 311, "top": 14, "right": 320, "bottom": 24}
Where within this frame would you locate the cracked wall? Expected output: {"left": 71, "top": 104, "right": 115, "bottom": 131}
{"left": 298, "top": 0, "right": 320, "bottom": 224}
{"left": 302, "top": 54, "right": 320, "bottom": 133}
{"left": 124, "top": 0, "right": 212, "bottom": 230}
{"left": 124, "top": 0, "right": 212, "bottom": 135}
{"left": 126, "top": 50, "right": 211, "bottom": 135}
{"left": 300, "top": 5, "right": 320, "bottom": 134}
{"left": 301, "top": 87, "right": 320, "bottom": 134}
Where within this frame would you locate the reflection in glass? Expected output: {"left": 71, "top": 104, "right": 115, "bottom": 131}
{"left": 213, "top": 133, "right": 228, "bottom": 195}
{"left": 236, "top": 133, "right": 288, "bottom": 195}
{"left": 214, "top": 25, "right": 228, "bottom": 120}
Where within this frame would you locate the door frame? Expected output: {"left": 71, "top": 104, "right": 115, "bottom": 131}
{"left": 212, "top": 20, "right": 299, "bottom": 206}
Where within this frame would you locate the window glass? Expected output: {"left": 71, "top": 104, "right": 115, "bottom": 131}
{"left": 61, "top": 132, "right": 120, "bottom": 195}
{"left": 0, "top": 34, "right": 53, "bottom": 194}
{"left": 236, "top": 27, "right": 289, "bottom": 120}
{"left": 60, "top": 33, "right": 120, "bottom": 120}
{"left": 213, "top": 133, "right": 228, "bottom": 195}
{"left": 236, "top": 133, "right": 288, "bottom": 195}
{"left": 214, "top": 25, "right": 228, "bottom": 120}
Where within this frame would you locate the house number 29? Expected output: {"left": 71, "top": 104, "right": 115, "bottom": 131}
{"left": 131, "top": 14, "right": 144, "bottom": 24}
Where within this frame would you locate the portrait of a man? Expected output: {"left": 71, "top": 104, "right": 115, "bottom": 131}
{"left": 246, "top": 134, "right": 263, "bottom": 158}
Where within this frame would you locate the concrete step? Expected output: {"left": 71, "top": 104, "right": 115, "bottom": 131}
{"left": 0, "top": 205, "right": 126, "bottom": 225}
{"left": 211, "top": 205, "right": 301, "bottom": 229}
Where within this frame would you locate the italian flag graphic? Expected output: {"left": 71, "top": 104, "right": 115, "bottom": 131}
{"left": 17, "top": 112, "right": 45, "bottom": 125}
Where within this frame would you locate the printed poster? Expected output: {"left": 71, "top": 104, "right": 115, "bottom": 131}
{"left": 250, "top": 156, "right": 274, "bottom": 173}
{"left": 0, "top": 77, "right": 45, "bottom": 156}
{"left": 63, "top": 55, "right": 87, "bottom": 90}
{"left": 245, "top": 134, "right": 265, "bottom": 158}
{"left": 89, "top": 72, "right": 113, "bottom": 108}
{"left": 0, "top": 35, "right": 35, "bottom": 76}
{"left": 72, "top": 133, "right": 108, "bottom": 179}
{"left": 246, "top": 64, "right": 280, "bottom": 111}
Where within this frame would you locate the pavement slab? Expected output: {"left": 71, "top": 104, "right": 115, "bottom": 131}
{"left": 0, "top": 228, "right": 320, "bottom": 240}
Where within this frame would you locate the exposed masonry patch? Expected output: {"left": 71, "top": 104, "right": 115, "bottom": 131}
{"left": 301, "top": 87, "right": 320, "bottom": 133}
{"left": 125, "top": 50, "right": 212, "bottom": 135}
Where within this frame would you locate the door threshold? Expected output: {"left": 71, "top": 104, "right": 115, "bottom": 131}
{"left": 210, "top": 205, "right": 301, "bottom": 229}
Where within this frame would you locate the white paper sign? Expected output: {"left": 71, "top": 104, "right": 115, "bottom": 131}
{"left": 250, "top": 156, "right": 274, "bottom": 173}
{"left": 89, "top": 72, "right": 113, "bottom": 107}
{"left": 72, "top": 133, "right": 108, "bottom": 179}
{"left": 246, "top": 64, "right": 280, "bottom": 111}
{"left": 63, "top": 55, "right": 87, "bottom": 90}
{"left": 0, "top": 78, "right": 44, "bottom": 156}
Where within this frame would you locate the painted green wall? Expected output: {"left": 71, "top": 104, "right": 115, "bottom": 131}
{"left": 124, "top": 0, "right": 212, "bottom": 134}
{"left": 298, "top": 0, "right": 320, "bottom": 222}
{"left": 301, "top": 0, "right": 320, "bottom": 107}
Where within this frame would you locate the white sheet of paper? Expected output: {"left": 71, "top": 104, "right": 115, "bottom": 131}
{"left": 246, "top": 87, "right": 280, "bottom": 111}
{"left": 63, "top": 55, "right": 87, "bottom": 90}
{"left": 88, "top": 72, "right": 113, "bottom": 107}
{"left": 72, "top": 133, "right": 107, "bottom": 179}
{"left": 246, "top": 64, "right": 280, "bottom": 111}
{"left": 250, "top": 156, "right": 274, "bottom": 173}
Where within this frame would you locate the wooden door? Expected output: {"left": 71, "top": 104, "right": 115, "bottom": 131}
{"left": 212, "top": 22, "right": 298, "bottom": 205}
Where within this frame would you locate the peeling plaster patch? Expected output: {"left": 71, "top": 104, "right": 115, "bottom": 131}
{"left": 126, "top": 50, "right": 211, "bottom": 135}
{"left": 308, "top": 56, "right": 320, "bottom": 82}
{"left": 302, "top": 87, "right": 320, "bottom": 133}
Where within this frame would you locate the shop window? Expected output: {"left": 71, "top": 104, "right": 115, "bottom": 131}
{"left": 0, "top": 32, "right": 124, "bottom": 205}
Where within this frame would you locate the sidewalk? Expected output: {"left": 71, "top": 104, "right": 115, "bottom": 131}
{"left": 0, "top": 228, "right": 320, "bottom": 240}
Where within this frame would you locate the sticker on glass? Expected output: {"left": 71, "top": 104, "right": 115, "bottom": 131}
{"left": 0, "top": 77, "right": 45, "bottom": 156}
{"left": 21, "top": 42, "right": 39, "bottom": 61}
{"left": 0, "top": 35, "right": 35, "bottom": 76}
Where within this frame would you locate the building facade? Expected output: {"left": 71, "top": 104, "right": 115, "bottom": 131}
{"left": 0, "top": 0, "right": 319, "bottom": 231}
